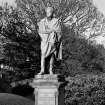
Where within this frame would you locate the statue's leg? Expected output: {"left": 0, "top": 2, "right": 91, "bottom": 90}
{"left": 38, "top": 55, "right": 45, "bottom": 75}
{"left": 49, "top": 54, "right": 54, "bottom": 75}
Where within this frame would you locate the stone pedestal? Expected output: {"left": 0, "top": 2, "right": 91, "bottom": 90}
{"left": 30, "top": 75, "right": 65, "bottom": 105}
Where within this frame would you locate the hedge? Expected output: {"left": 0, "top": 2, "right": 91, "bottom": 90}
{"left": 65, "top": 74, "right": 105, "bottom": 105}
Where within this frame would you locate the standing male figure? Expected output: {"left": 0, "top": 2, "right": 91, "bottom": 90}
{"left": 38, "top": 6, "right": 62, "bottom": 75}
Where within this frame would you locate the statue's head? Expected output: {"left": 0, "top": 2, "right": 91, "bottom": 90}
{"left": 45, "top": 6, "right": 54, "bottom": 18}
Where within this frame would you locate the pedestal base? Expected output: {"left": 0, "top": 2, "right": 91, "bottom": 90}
{"left": 30, "top": 74, "right": 65, "bottom": 105}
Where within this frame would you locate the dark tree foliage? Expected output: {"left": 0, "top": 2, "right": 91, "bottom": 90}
{"left": 65, "top": 74, "right": 105, "bottom": 105}
{"left": 61, "top": 27, "right": 105, "bottom": 77}
{"left": 0, "top": 7, "right": 41, "bottom": 82}
{"left": 0, "top": 0, "right": 105, "bottom": 83}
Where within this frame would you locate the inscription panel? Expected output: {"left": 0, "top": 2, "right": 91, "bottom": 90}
{"left": 38, "top": 90, "right": 56, "bottom": 105}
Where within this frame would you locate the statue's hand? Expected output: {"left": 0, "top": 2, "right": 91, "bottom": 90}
{"left": 45, "top": 29, "right": 55, "bottom": 34}
{"left": 38, "top": 28, "right": 54, "bottom": 34}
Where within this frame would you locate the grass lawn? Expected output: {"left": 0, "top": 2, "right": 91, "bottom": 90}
{"left": 0, "top": 93, "right": 34, "bottom": 105}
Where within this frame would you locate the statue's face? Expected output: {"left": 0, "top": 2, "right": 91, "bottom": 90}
{"left": 46, "top": 7, "right": 53, "bottom": 18}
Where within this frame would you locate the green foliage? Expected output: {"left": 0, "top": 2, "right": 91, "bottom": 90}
{"left": 0, "top": 0, "right": 105, "bottom": 82}
{"left": 0, "top": 6, "right": 41, "bottom": 81}
{"left": 0, "top": 3, "right": 105, "bottom": 105}
{"left": 0, "top": 78, "right": 11, "bottom": 92}
{"left": 65, "top": 74, "right": 105, "bottom": 105}
{"left": 59, "top": 27, "right": 105, "bottom": 76}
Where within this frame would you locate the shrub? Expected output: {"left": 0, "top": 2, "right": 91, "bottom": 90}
{"left": 65, "top": 74, "right": 105, "bottom": 105}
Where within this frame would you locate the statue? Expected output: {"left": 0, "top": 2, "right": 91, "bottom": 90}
{"left": 37, "top": 6, "right": 62, "bottom": 75}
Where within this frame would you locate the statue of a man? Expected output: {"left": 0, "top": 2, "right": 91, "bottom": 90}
{"left": 38, "top": 6, "right": 62, "bottom": 75}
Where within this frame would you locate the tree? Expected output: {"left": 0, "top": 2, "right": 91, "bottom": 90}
{"left": 0, "top": 4, "right": 41, "bottom": 82}
{"left": 61, "top": 27, "right": 105, "bottom": 76}
{"left": 0, "top": 0, "right": 105, "bottom": 83}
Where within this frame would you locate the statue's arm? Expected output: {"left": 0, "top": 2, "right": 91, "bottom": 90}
{"left": 43, "top": 29, "right": 54, "bottom": 34}
{"left": 53, "top": 19, "right": 62, "bottom": 41}
{"left": 38, "top": 29, "right": 54, "bottom": 34}
{"left": 38, "top": 21, "right": 54, "bottom": 34}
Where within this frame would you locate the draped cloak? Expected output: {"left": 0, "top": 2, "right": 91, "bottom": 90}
{"left": 38, "top": 17, "right": 62, "bottom": 60}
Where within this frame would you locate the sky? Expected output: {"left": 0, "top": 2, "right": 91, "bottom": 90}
{"left": 93, "top": 0, "right": 105, "bottom": 15}
{"left": 0, "top": 0, "right": 16, "bottom": 7}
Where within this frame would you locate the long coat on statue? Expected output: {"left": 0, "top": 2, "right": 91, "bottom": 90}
{"left": 38, "top": 17, "right": 62, "bottom": 60}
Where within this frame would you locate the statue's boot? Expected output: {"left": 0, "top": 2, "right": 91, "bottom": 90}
{"left": 49, "top": 63, "right": 53, "bottom": 75}
{"left": 38, "top": 71, "right": 44, "bottom": 75}
{"left": 49, "top": 69, "right": 53, "bottom": 75}
{"left": 50, "top": 71, "right": 53, "bottom": 75}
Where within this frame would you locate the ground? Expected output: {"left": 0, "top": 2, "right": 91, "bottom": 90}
{"left": 0, "top": 93, "right": 34, "bottom": 105}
